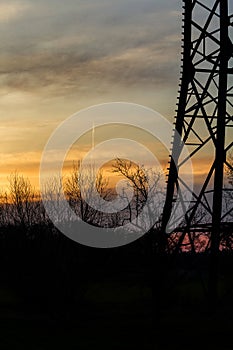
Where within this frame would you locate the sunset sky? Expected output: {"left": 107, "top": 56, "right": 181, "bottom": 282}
{"left": 0, "top": 0, "right": 213, "bottom": 190}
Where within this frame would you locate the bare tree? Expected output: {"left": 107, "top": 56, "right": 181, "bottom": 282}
{"left": 0, "top": 189, "right": 10, "bottom": 226}
{"left": 223, "top": 154, "right": 233, "bottom": 223}
{"left": 64, "top": 161, "right": 111, "bottom": 226}
{"left": 7, "top": 172, "right": 38, "bottom": 227}
{"left": 41, "top": 174, "right": 70, "bottom": 224}
{"left": 220, "top": 154, "right": 233, "bottom": 250}
{"left": 112, "top": 158, "right": 164, "bottom": 232}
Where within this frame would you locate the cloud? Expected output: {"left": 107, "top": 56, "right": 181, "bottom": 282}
{"left": 0, "top": 0, "right": 184, "bottom": 187}
{"left": 0, "top": 0, "right": 182, "bottom": 98}
{"left": 0, "top": 1, "right": 30, "bottom": 23}
{"left": 0, "top": 45, "right": 181, "bottom": 102}
{"left": 0, "top": 91, "right": 38, "bottom": 105}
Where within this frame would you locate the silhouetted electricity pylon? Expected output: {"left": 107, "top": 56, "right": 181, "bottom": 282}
{"left": 162, "top": 0, "right": 233, "bottom": 283}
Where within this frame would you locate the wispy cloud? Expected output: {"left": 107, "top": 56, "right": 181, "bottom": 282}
{"left": 0, "top": 1, "right": 31, "bottom": 23}
{"left": 0, "top": 0, "right": 182, "bottom": 97}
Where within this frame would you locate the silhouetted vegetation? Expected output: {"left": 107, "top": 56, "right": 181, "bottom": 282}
{"left": 0, "top": 159, "right": 232, "bottom": 349}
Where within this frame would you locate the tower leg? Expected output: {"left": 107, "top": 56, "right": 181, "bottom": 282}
{"left": 208, "top": 0, "right": 228, "bottom": 308}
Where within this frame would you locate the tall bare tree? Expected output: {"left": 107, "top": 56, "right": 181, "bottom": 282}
{"left": 112, "top": 158, "right": 164, "bottom": 232}
{"left": 65, "top": 161, "right": 111, "bottom": 225}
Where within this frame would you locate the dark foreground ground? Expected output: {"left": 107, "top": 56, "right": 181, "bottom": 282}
{"left": 0, "top": 227, "right": 233, "bottom": 349}
{"left": 1, "top": 276, "right": 233, "bottom": 350}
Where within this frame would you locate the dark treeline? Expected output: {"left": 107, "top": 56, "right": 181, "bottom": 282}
{"left": 0, "top": 160, "right": 233, "bottom": 349}
{"left": 0, "top": 163, "right": 158, "bottom": 322}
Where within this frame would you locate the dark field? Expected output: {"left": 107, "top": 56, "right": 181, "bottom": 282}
{"left": 0, "top": 226, "right": 233, "bottom": 349}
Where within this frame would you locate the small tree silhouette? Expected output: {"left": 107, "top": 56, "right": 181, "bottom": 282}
{"left": 8, "top": 172, "right": 37, "bottom": 227}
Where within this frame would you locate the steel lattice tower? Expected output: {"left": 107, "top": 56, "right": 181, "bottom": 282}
{"left": 162, "top": 0, "right": 233, "bottom": 259}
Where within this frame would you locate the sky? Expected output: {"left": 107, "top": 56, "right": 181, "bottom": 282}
{"left": 0, "top": 0, "right": 212, "bottom": 189}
